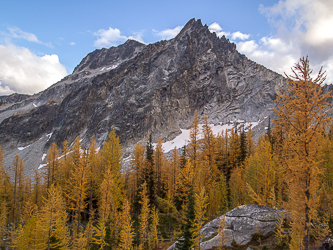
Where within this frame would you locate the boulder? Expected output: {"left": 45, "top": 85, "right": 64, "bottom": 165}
{"left": 168, "top": 204, "right": 284, "bottom": 250}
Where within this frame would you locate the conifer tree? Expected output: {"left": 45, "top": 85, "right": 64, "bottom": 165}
{"left": 13, "top": 214, "right": 44, "bottom": 250}
{"left": 131, "top": 143, "right": 146, "bottom": 208}
{"left": 168, "top": 147, "right": 180, "bottom": 200}
{"left": 175, "top": 160, "right": 195, "bottom": 207}
{"left": 138, "top": 182, "right": 150, "bottom": 248}
{"left": 245, "top": 136, "right": 277, "bottom": 206}
{"left": 39, "top": 185, "right": 69, "bottom": 250}
{"left": 207, "top": 173, "right": 228, "bottom": 220}
{"left": 149, "top": 207, "right": 159, "bottom": 249}
{"left": 247, "top": 125, "right": 255, "bottom": 156}
{"left": 176, "top": 187, "right": 195, "bottom": 250}
{"left": 0, "top": 200, "right": 7, "bottom": 248}
{"left": 92, "top": 168, "right": 114, "bottom": 248}
{"left": 87, "top": 135, "right": 100, "bottom": 217}
{"left": 66, "top": 139, "right": 88, "bottom": 237}
{"left": 218, "top": 215, "right": 228, "bottom": 248}
{"left": 191, "top": 187, "right": 207, "bottom": 250}
{"left": 144, "top": 133, "right": 155, "bottom": 206}
{"left": 201, "top": 116, "right": 215, "bottom": 170}
{"left": 57, "top": 140, "right": 72, "bottom": 195}
{"left": 10, "top": 155, "right": 24, "bottom": 225}
{"left": 180, "top": 145, "right": 187, "bottom": 169}
{"left": 188, "top": 111, "right": 200, "bottom": 170}
{"left": 101, "top": 129, "right": 122, "bottom": 175}
{"left": 154, "top": 139, "right": 166, "bottom": 198}
{"left": 44, "top": 143, "right": 60, "bottom": 189}
{"left": 229, "top": 127, "right": 240, "bottom": 169}
{"left": 239, "top": 125, "right": 247, "bottom": 163}
{"left": 229, "top": 166, "right": 245, "bottom": 209}
{"left": 31, "top": 169, "right": 42, "bottom": 208}
{"left": 274, "top": 57, "right": 331, "bottom": 250}
{"left": 119, "top": 199, "right": 134, "bottom": 250}
{"left": 214, "top": 130, "right": 228, "bottom": 178}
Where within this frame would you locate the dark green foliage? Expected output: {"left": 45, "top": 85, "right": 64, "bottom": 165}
{"left": 144, "top": 133, "right": 155, "bottom": 206}
{"left": 175, "top": 187, "right": 195, "bottom": 250}
{"left": 180, "top": 145, "right": 187, "bottom": 169}
{"left": 239, "top": 126, "right": 247, "bottom": 163}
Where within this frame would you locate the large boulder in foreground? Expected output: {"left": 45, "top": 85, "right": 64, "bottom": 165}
{"left": 168, "top": 204, "right": 284, "bottom": 250}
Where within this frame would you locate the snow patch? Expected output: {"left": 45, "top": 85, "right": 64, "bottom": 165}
{"left": 160, "top": 121, "right": 259, "bottom": 153}
{"left": 46, "top": 132, "right": 53, "bottom": 142}
{"left": 33, "top": 103, "right": 38, "bottom": 108}
{"left": 18, "top": 144, "right": 31, "bottom": 151}
{"left": 100, "top": 67, "right": 105, "bottom": 71}
{"left": 41, "top": 153, "right": 47, "bottom": 161}
{"left": 123, "top": 156, "right": 131, "bottom": 163}
{"left": 106, "top": 64, "right": 119, "bottom": 70}
{"left": 38, "top": 163, "right": 47, "bottom": 169}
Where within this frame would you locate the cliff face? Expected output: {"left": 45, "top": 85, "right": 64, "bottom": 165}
{"left": 0, "top": 19, "right": 285, "bottom": 174}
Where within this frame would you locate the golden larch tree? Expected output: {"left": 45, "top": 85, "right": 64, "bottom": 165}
{"left": 119, "top": 199, "right": 134, "bottom": 250}
{"left": 274, "top": 57, "right": 331, "bottom": 250}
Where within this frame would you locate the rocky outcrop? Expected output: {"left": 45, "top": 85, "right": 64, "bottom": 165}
{"left": 168, "top": 204, "right": 284, "bottom": 250}
{"left": 0, "top": 18, "right": 285, "bottom": 175}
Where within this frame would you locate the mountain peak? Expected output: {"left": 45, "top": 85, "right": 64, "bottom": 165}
{"left": 176, "top": 18, "right": 205, "bottom": 37}
{"left": 184, "top": 18, "right": 203, "bottom": 29}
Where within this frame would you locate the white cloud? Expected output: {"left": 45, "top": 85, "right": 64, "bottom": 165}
{"left": 127, "top": 31, "right": 145, "bottom": 44}
{"left": 94, "top": 28, "right": 127, "bottom": 48}
{"left": 208, "top": 22, "right": 230, "bottom": 37}
{"left": 236, "top": 37, "right": 297, "bottom": 76}
{"left": 93, "top": 27, "right": 144, "bottom": 48}
{"left": 206, "top": 1, "right": 333, "bottom": 84}
{"left": 0, "top": 44, "right": 68, "bottom": 95}
{"left": 8, "top": 26, "right": 53, "bottom": 48}
{"left": 231, "top": 31, "right": 250, "bottom": 40}
{"left": 209, "top": 22, "right": 249, "bottom": 41}
{"left": 153, "top": 26, "right": 183, "bottom": 40}
{"left": 8, "top": 26, "right": 39, "bottom": 43}
{"left": 70, "top": 42, "right": 76, "bottom": 46}
{"left": 259, "top": 0, "right": 333, "bottom": 83}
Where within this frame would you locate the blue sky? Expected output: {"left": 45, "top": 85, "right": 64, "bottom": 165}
{"left": 0, "top": 0, "right": 333, "bottom": 95}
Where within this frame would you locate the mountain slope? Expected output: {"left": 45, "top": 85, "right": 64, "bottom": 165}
{"left": 0, "top": 18, "right": 285, "bottom": 175}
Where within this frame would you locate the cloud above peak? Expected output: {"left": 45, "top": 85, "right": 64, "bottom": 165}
{"left": 207, "top": 0, "right": 333, "bottom": 84}
{"left": 208, "top": 22, "right": 249, "bottom": 41}
{"left": 208, "top": 22, "right": 230, "bottom": 37}
{"left": 153, "top": 26, "right": 183, "bottom": 40}
{"left": 93, "top": 27, "right": 144, "bottom": 48}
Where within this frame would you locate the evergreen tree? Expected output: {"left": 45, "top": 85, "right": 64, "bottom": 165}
{"left": 239, "top": 125, "right": 247, "bottom": 163}
{"left": 154, "top": 139, "right": 166, "bottom": 198}
{"left": 176, "top": 187, "right": 195, "bottom": 250}
{"left": 144, "top": 133, "right": 155, "bottom": 206}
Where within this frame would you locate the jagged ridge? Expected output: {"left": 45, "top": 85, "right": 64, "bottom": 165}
{"left": 0, "top": 18, "right": 285, "bottom": 175}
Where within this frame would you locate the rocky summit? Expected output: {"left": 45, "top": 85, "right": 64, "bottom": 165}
{"left": 0, "top": 18, "right": 311, "bottom": 175}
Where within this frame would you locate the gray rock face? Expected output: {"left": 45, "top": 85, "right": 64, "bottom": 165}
{"left": 168, "top": 204, "right": 284, "bottom": 250}
{"left": 0, "top": 18, "right": 285, "bottom": 175}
